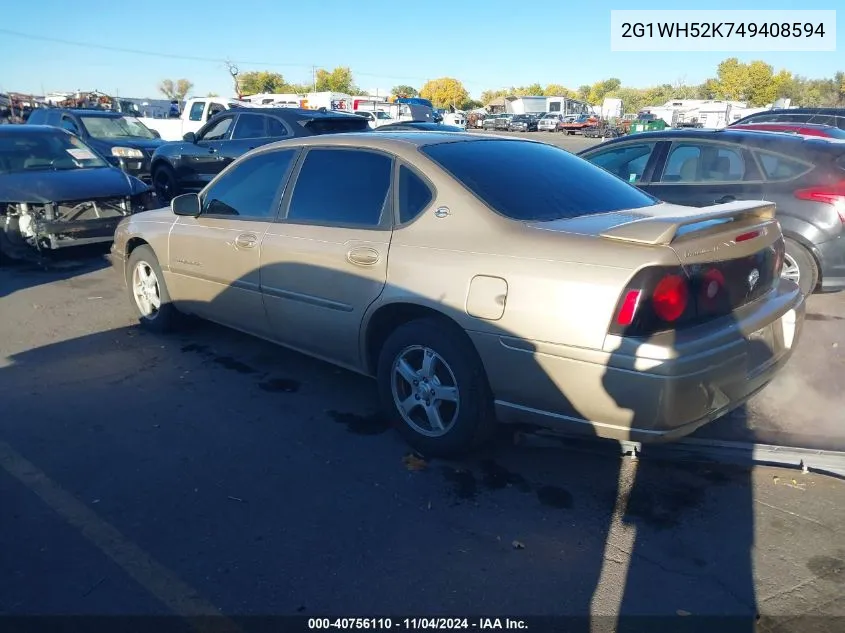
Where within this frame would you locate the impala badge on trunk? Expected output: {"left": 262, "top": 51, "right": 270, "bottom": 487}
{"left": 748, "top": 268, "right": 760, "bottom": 291}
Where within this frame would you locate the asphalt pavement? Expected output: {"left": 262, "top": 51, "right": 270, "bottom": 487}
{"left": 2, "top": 143, "right": 845, "bottom": 631}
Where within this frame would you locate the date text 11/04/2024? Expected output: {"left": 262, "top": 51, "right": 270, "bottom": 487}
{"left": 620, "top": 22, "right": 827, "bottom": 38}
{"left": 307, "top": 618, "right": 528, "bottom": 630}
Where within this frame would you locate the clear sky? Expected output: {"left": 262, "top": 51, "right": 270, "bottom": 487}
{"left": 0, "top": 0, "right": 841, "bottom": 100}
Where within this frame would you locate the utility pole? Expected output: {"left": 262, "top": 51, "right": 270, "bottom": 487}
{"left": 312, "top": 66, "right": 317, "bottom": 92}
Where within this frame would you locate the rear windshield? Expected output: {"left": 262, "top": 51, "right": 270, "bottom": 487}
{"left": 421, "top": 139, "right": 659, "bottom": 221}
{"left": 304, "top": 117, "right": 370, "bottom": 134}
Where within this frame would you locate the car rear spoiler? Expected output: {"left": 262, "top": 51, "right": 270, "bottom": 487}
{"left": 599, "top": 200, "right": 776, "bottom": 246}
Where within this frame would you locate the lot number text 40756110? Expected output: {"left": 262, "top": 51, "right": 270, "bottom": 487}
{"left": 307, "top": 618, "right": 529, "bottom": 629}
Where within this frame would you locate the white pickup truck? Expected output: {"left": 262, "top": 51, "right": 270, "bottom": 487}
{"left": 138, "top": 97, "right": 242, "bottom": 141}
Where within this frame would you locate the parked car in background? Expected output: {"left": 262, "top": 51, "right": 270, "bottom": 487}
{"left": 729, "top": 122, "right": 845, "bottom": 139}
{"left": 0, "top": 126, "right": 153, "bottom": 262}
{"left": 26, "top": 108, "right": 165, "bottom": 183}
{"left": 150, "top": 107, "right": 370, "bottom": 202}
{"left": 508, "top": 114, "right": 538, "bottom": 132}
{"left": 373, "top": 122, "right": 465, "bottom": 132}
{"left": 354, "top": 110, "right": 395, "bottom": 128}
{"left": 112, "top": 132, "right": 803, "bottom": 457}
{"left": 731, "top": 107, "right": 845, "bottom": 131}
{"left": 493, "top": 114, "right": 514, "bottom": 131}
{"left": 139, "top": 97, "right": 242, "bottom": 141}
{"left": 578, "top": 128, "right": 845, "bottom": 295}
{"left": 537, "top": 113, "right": 564, "bottom": 132}
{"left": 560, "top": 114, "right": 599, "bottom": 134}
{"left": 482, "top": 114, "right": 504, "bottom": 130}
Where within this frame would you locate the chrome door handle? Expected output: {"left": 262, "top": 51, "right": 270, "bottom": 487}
{"left": 231, "top": 233, "right": 258, "bottom": 249}
{"left": 346, "top": 247, "right": 380, "bottom": 266}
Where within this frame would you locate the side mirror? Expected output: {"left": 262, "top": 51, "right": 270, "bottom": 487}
{"left": 150, "top": 129, "right": 161, "bottom": 139}
{"left": 182, "top": 131, "right": 197, "bottom": 143}
{"left": 171, "top": 193, "right": 201, "bottom": 217}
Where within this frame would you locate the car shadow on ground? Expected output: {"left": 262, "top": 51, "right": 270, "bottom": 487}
{"left": 0, "top": 260, "right": 782, "bottom": 630}
{"left": 0, "top": 244, "right": 112, "bottom": 299}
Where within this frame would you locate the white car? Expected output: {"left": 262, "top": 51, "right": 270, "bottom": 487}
{"left": 538, "top": 113, "right": 564, "bottom": 132}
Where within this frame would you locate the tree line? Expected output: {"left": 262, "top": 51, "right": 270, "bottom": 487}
{"left": 159, "top": 58, "right": 845, "bottom": 113}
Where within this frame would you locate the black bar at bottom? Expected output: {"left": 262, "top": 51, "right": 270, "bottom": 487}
{"left": 0, "top": 615, "right": 783, "bottom": 633}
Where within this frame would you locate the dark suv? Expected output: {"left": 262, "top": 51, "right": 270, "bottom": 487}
{"left": 150, "top": 107, "right": 370, "bottom": 202}
{"left": 731, "top": 107, "right": 845, "bottom": 131}
{"left": 25, "top": 108, "right": 165, "bottom": 183}
{"left": 579, "top": 128, "right": 845, "bottom": 295}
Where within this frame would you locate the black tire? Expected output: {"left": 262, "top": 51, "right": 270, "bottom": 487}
{"left": 126, "top": 245, "right": 180, "bottom": 332}
{"left": 783, "top": 237, "right": 819, "bottom": 296}
{"left": 376, "top": 317, "right": 496, "bottom": 458}
{"left": 152, "top": 164, "right": 178, "bottom": 204}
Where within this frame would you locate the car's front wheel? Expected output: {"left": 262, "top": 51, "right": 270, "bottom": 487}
{"left": 152, "top": 164, "right": 178, "bottom": 204}
{"left": 377, "top": 317, "right": 495, "bottom": 457}
{"left": 127, "top": 245, "right": 180, "bottom": 332}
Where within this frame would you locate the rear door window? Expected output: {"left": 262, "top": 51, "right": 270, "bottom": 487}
{"left": 421, "top": 139, "right": 658, "bottom": 222}
{"left": 286, "top": 148, "right": 393, "bottom": 227}
{"left": 584, "top": 142, "right": 658, "bottom": 183}
{"left": 231, "top": 113, "right": 267, "bottom": 139}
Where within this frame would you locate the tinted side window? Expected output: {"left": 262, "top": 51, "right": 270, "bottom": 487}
{"left": 585, "top": 142, "right": 657, "bottom": 183}
{"left": 661, "top": 144, "right": 701, "bottom": 182}
{"left": 232, "top": 113, "right": 267, "bottom": 140}
{"left": 60, "top": 117, "right": 80, "bottom": 135}
{"left": 421, "top": 139, "right": 658, "bottom": 222}
{"left": 707, "top": 147, "right": 745, "bottom": 181}
{"left": 201, "top": 150, "right": 297, "bottom": 219}
{"left": 189, "top": 101, "right": 205, "bottom": 121}
{"left": 286, "top": 149, "right": 392, "bottom": 227}
{"left": 755, "top": 151, "right": 813, "bottom": 180}
{"left": 398, "top": 165, "right": 433, "bottom": 224}
{"left": 266, "top": 117, "right": 290, "bottom": 138}
{"left": 201, "top": 116, "right": 233, "bottom": 141}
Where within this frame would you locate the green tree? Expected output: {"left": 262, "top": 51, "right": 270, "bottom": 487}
{"left": 206, "top": 92, "right": 220, "bottom": 97}
{"left": 576, "top": 85, "right": 591, "bottom": 101}
{"left": 460, "top": 98, "right": 483, "bottom": 110}
{"left": 158, "top": 78, "right": 193, "bottom": 101}
{"left": 587, "top": 78, "right": 621, "bottom": 104}
{"left": 420, "top": 77, "right": 470, "bottom": 109}
{"left": 391, "top": 85, "right": 419, "bottom": 97}
{"left": 480, "top": 88, "right": 510, "bottom": 104}
{"left": 544, "top": 84, "right": 576, "bottom": 98}
{"left": 237, "top": 71, "right": 289, "bottom": 95}
{"left": 315, "top": 67, "right": 357, "bottom": 94}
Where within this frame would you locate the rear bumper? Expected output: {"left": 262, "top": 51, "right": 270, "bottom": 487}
{"left": 817, "top": 233, "right": 845, "bottom": 292}
{"left": 470, "top": 283, "right": 806, "bottom": 443}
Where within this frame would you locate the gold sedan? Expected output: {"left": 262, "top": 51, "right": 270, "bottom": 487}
{"left": 111, "top": 132, "right": 805, "bottom": 457}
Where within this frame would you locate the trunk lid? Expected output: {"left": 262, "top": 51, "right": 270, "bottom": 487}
{"left": 528, "top": 200, "right": 786, "bottom": 313}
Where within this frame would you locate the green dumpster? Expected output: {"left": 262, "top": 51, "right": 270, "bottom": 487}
{"left": 628, "top": 118, "right": 667, "bottom": 134}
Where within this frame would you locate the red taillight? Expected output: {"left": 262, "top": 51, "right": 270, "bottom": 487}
{"left": 652, "top": 274, "right": 689, "bottom": 322}
{"left": 735, "top": 230, "right": 760, "bottom": 242}
{"left": 794, "top": 182, "right": 845, "bottom": 223}
{"left": 616, "top": 290, "right": 641, "bottom": 326}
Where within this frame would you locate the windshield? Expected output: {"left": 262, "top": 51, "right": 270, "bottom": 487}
{"left": 421, "top": 139, "right": 659, "bottom": 221}
{"left": 542, "top": 114, "right": 559, "bottom": 119}
{"left": 0, "top": 131, "right": 109, "bottom": 174}
{"left": 375, "top": 111, "right": 393, "bottom": 120}
{"left": 80, "top": 115, "right": 157, "bottom": 139}
{"left": 513, "top": 115, "right": 529, "bottom": 121}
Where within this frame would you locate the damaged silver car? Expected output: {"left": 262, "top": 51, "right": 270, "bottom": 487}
{"left": 0, "top": 125, "right": 154, "bottom": 262}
